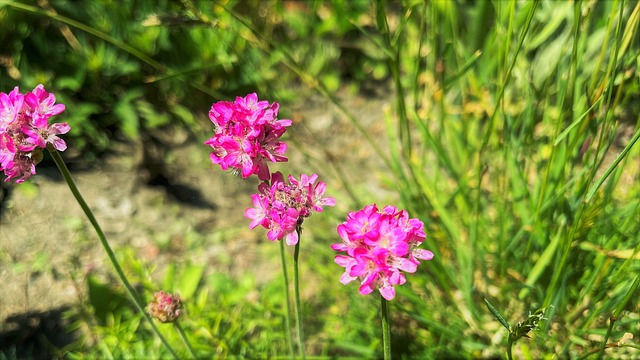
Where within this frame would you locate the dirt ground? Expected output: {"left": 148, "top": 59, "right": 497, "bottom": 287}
{"left": 0, "top": 89, "right": 394, "bottom": 352}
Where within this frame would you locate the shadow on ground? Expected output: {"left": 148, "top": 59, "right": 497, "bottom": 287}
{"left": 0, "top": 306, "right": 76, "bottom": 359}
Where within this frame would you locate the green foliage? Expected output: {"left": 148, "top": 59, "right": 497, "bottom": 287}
{"left": 64, "top": 261, "right": 291, "bottom": 358}
{"left": 0, "top": 0, "right": 385, "bottom": 162}
{"left": 3, "top": 0, "right": 640, "bottom": 358}
{"left": 316, "top": 0, "right": 640, "bottom": 358}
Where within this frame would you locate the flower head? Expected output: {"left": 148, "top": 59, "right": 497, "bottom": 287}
{"left": 147, "top": 291, "right": 184, "bottom": 323}
{"left": 0, "top": 85, "right": 69, "bottom": 183}
{"left": 331, "top": 204, "right": 433, "bottom": 300}
{"left": 244, "top": 171, "right": 335, "bottom": 245}
{"left": 205, "top": 93, "right": 291, "bottom": 180}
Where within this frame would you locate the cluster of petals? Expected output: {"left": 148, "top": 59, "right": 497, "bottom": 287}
{"left": 147, "top": 291, "right": 183, "bottom": 323}
{"left": 245, "top": 172, "right": 335, "bottom": 246}
{"left": 205, "top": 93, "right": 292, "bottom": 181}
{"left": 331, "top": 204, "right": 434, "bottom": 300}
{"left": 0, "top": 85, "right": 69, "bottom": 183}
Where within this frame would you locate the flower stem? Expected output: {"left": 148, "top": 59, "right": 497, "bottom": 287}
{"left": 48, "top": 148, "right": 179, "bottom": 359}
{"left": 506, "top": 335, "right": 514, "bottom": 360}
{"left": 174, "top": 321, "right": 197, "bottom": 359}
{"left": 293, "top": 226, "right": 306, "bottom": 359}
{"left": 279, "top": 240, "right": 295, "bottom": 358}
{"left": 380, "top": 295, "right": 391, "bottom": 360}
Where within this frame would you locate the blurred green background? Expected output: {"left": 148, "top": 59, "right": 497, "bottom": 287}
{"left": 1, "top": 0, "right": 639, "bottom": 359}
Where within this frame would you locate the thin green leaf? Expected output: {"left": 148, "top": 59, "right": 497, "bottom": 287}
{"left": 484, "top": 298, "right": 510, "bottom": 331}
{"left": 586, "top": 124, "right": 640, "bottom": 201}
{"left": 554, "top": 90, "right": 606, "bottom": 146}
{"left": 444, "top": 50, "right": 483, "bottom": 88}
{"left": 613, "top": 275, "right": 640, "bottom": 319}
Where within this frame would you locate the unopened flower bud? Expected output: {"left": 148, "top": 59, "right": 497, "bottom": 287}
{"left": 147, "top": 291, "right": 183, "bottom": 323}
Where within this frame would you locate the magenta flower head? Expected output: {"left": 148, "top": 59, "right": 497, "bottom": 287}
{"left": 147, "top": 291, "right": 184, "bottom": 323}
{"left": 205, "top": 93, "right": 292, "bottom": 181}
{"left": 331, "top": 204, "right": 434, "bottom": 301}
{"left": 0, "top": 85, "right": 69, "bottom": 183}
{"left": 245, "top": 171, "right": 336, "bottom": 245}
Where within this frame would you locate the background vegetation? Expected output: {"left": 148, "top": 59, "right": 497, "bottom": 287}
{"left": 1, "top": 0, "right": 639, "bottom": 358}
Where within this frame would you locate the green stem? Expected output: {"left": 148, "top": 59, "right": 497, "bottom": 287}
{"left": 293, "top": 226, "right": 306, "bottom": 359}
{"left": 47, "top": 148, "right": 179, "bottom": 359}
{"left": 597, "top": 316, "right": 617, "bottom": 359}
{"left": 174, "top": 321, "right": 197, "bottom": 359}
{"left": 380, "top": 295, "right": 391, "bottom": 360}
{"left": 507, "top": 337, "right": 514, "bottom": 360}
{"left": 279, "top": 240, "right": 295, "bottom": 358}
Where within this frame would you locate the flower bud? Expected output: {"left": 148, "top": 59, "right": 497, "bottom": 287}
{"left": 147, "top": 291, "right": 183, "bottom": 323}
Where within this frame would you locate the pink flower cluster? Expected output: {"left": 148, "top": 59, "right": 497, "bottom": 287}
{"left": 245, "top": 172, "right": 335, "bottom": 246}
{"left": 331, "top": 204, "right": 434, "bottom": 300}
{"left": 0, "top": 85, "right": 69, "bottom": 183}
{"left": 205, "top": 93, "right": 292, "bottom": 181}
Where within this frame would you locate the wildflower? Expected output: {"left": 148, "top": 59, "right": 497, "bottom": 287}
{"left": 331, "top": 204, "right": 434, "bottom": 300}
{"left": 244, "top": 171, "right": 335, "bottom": 245}
{"left": 205, "top": 93, "right": 291, "bottom": 181}
{"left": 147, "top": 291, "right": 184, "bottom": 323}
{"left": 0, "top": 85, "right": 68, "bottom": 183}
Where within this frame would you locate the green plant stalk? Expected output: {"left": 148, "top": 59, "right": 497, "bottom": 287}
{"left": 279, "top": 240, "right": 295, "bottom": 359}
{"left": 506, "top": 336, "right": 514, "bottom": 360}
{"left": 597, "top": 275, "right": 640, "bottom": 358}
{"left": 474, "top": 0, "right": 539, "bottom": 308}
{"left": 293, "top": 226, "right": 306, "bottom": 359}
{"left": 577, "top": 344, "right": 640, "bottom": 360}
{"left": 484, "top": 298, "right": 513, "bottom": 359}
{"left": 380, "top": 295, "right": 391, "bottom": 360}
{"left": 586, "top": 121, "right": 640, "bottom": 201}
{"left": 375, "top": 0, "right": 411, "bottom": 155}
{"left": 174, "top": 321, "right": 197, "bottom": 360}
{"left": 47, "top": 147, "right": 179, "bottom": 359}
{"left": 543, "top": 0, "right": 628, "bottom": 309}
{"left": 597, "top": 316, "right": 616, "bottom": 359}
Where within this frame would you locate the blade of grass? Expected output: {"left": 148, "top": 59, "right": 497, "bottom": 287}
{"left": 586, "top": 115, "right": 640, "bottom": 202}
{"left": 554, "top": 91, "right": 606, "bottom": 146}
{"left": 518, "top": 218, "right": 565, "bottom": 300}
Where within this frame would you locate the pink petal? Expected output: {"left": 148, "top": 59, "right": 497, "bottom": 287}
{"left": 50, "top": 122, "right": 70, "bottom": 135}
{"left": 285, "top": 230, "right": 298, "bottom": 246}
{"left": 379, "top": 285, "right": 395, "bottom": 301}
{"left": 51, "top": 137, "right": 67, "bottom": 151}
{"left": 358, "top": 283, "right": 374, "bottom": 296}
{"left": 413, "top": 249, "right": 434, "bottom": 261}
{"left": 339, "top": 272, "right": 356, "bottom": 285}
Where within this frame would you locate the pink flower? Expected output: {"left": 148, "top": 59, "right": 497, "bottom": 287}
{"left": 22, "top": 118, "right": 70, "bottom": 151}
{"left": 24, "top": 84, "right": 66, "bottom": 120}
{"left": 0, "top": 87, "right": 24, "bottom": 133}
{"left": 0, "top": 85, "right": 69, "bottom": 183}
{"left": 244, "top": 171, "right": 335, "bottom": 245}
{"left": 205, "top": 93, "right": 291, "bottom": 180}
{"left": 331, "top": 204, "right": 434, "bottom": 301}
{"left": 0, "top": 133, "right": 16, "bottom": 169}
